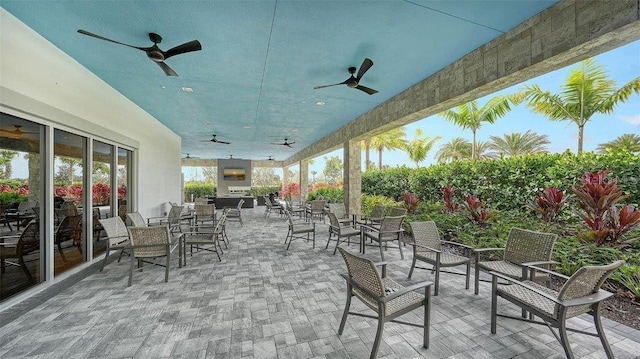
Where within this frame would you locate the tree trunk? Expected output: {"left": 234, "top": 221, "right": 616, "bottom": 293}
{"left": 378, "top": 149, "right": 383, "bottom": 170}
{"left": 472, "top": 130, "right": 477, "bottom": 160}
{"left": 365, "top": 139, "right": 371, "bottom": 169}
{"left": 577, "top": 124, "right": 584, "bottom": 154}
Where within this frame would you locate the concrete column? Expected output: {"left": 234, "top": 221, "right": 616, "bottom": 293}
{"left": 282, "top": 165, "right": 290, "bottom": 192}
{"left": 343, "top": 140, "right": 361, "bottom": 216}
{"left": 299, "top": 160, "right": 308, "bottom": 202}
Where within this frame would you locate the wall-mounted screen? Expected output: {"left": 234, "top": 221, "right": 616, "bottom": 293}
{"left": 223, "top": 168, "right": 246, "bottom": 181}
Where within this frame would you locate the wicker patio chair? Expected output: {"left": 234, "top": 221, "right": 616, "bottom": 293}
{"left": 327, "top": 203, "right": 352, "bottom": 226}
{"left": 325, "top": 211, "right": 360, "bottom": 255}
{"left": 407, "top": 221, "right": 472, "bottom": 296}
{"left": 98, "top": 216, "right": 130, "bottom": 271}
{"left": 357, "top": 204, "right": 385, "bottom": 227}
{"left": 474, "top": 227, "right": 557, "bottom": 295}
{"left": 337, "top": 247, "right": 433, "bottom": 359}
{"left": 305, "top": 199, "right": 326, "bottom": 223}
{"left": 193, "top": 204, "right": 216, "bottom": 228}
{"left": 182, "top": 211, "right": 226, "bottom": 265}
{"left": 147, "top": 205, "right": 184, "bottom": 233}
{"left": 126, "top": 225, "right": 182, "bottom": 286}
{"left": 491, "top": 260, "right": 625, "bottom": 359}
{"left": 285, "top": 199, "right": 305, "bottom": 219}
{"left": 55, "top": 214, "right": 82, "bottom": 259}
{"left": 224, "top": 199, "right": 244, "bottom": 226}
{"left": 264, "top": 197, "right": 283, "bottom": 218}
{"left": 284, "top": 209, "right": 315, "bottom": 250}
{"left": 0, "top": 222, "right": 39, "bottom": 281}
{"left": 361, "top": 215, "right": 405, "bottom": 260}
{"left": 126, "top": 212, "right": 147, "bottom": 227}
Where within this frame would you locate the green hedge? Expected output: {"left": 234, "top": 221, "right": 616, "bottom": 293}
{"left": 308, "top": 187, "right": 344, "bottom": 202}
{"left": 362, "top": 150, "right": 640, "bottom": 211}
{"left": 183, "top": 182, "right": 215, "bottom": 200}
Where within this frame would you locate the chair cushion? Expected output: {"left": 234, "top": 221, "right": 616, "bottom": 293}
{"left": 416, "top": 252, "right": 469, "bottom": 267}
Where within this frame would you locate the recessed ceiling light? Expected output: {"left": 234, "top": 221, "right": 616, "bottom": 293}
{"left": 242, "top": 125, "right": 252, "bottom": 129}
{"left": 181, "top": 86, "right": 194, "bottom": 92}
{"left": 291, "top": 129, "right": 299, "bottom": 132}
{"left": 160, "top": 85, "right": 166, "bottom": 89}
{"left": 315, "top": 101, "right": 325, "bottom": 106}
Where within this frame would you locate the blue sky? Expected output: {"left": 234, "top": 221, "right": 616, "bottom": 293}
{"left": 308, "top": 39, "right": 640, "bottom": 174}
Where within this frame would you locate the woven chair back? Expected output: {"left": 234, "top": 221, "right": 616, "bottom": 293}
{"left": 194, "top": 197, "right": 209, "bottom": 205}
{"left": 378, "top": 215, "right": 405, "bottom": 240}
{"left": 56, "top": 215, "right": 82, "bottom": 244}
{"left": 99, "top": 216, "right": 129, "bottom": 247}
{"left": 310, "top": 200, "right": 325, "bottom": 211}
{"left": 167, "top": 205, "right": 184, "bottom": 225}
{"left": 285, "top": 209, "right": 295, "bottom": 226}
{"left": 195, "top": 204, "right": 216, "bottom": 217}
{"left": 17, "top": 221, "right": 40, "bottom": 255}
{"left": 214, "top": 211, "right": 227, "bottom": 235}
{"left": 409, "top": 221, "right": 441, "bottom": 252}
{"left": 338, "top": 247, "right": 384, "bottom": 299}
{"left": 389, "top": 207, "right": 407, "bottom": 216}
{"left": 370, "top": 204, "right": 386, "bottom": 218}
{"left": 558, "top": 260, "right": 624, "bottom": 318}
{"left": 504, "top": 228, "right": 557, "bottom": 265}
{"left": 236, "top": 199, "right": 245, "bottom": 210}
{"left": 127, "top": 212, "right": 146, "bottom": 227}
{"left": 128, "top": 226, "right": 171, "bottom": 258}
{"left": 327, "top": 211, "right": 340, "bottom": 229}
{"left": 327, "top": 203, "right": 347, "bottom": 218}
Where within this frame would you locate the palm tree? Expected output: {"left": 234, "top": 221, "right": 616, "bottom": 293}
{"left": 596, "top": 134, "right": 640, "bottom": 154}
{"left": 361, "top": 138, "right": 373, "bottom": 169}
{"left": 488, "top": 130, "right": 550, "bottom": 157}
{"left": 439, "top": 95, "right": 516, "bottom": 160}
{"left": 370, "top": 127, "right": 407, "bottom": 169}
{"left": 404, "top": 129, "right": 441, "bottom": 167}
{"left": 518, "top": 58, "right": 640, "bottom": 154}
{"left": 436, "top": 137, "right": 472, "bottom": 163}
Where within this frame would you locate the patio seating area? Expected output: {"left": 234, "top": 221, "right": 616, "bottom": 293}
{"left": 1, "top": 206, "right": 639, "bottom": 358}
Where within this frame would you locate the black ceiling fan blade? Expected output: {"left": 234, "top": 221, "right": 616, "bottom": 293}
{"left": 77, "top": 29, "right": 145, "bottom": 50}
{"left": 217, "top": 140, "right": 231, "bottom": 145}
{"left": 355, "top": 85, "right": 378, "bottom": 95}
{"left": 156, "top": 61, "right": 178, "bottom": 76}
{"left": 356, "top": 58, "right": 374, "bottom": 80}
{"left": 313, "top": 80, "right": 347, "bottom": 90}
{"left": 163, "top": 40, "right": 202, "bottom": 59}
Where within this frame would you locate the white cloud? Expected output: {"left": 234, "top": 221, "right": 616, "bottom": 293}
{"left": 620, "top": 115, "right": 640, "bottom": 126}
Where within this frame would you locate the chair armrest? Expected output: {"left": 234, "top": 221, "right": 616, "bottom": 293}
{"left": 473, "top": 247, "right": 504, "bottom": 253}
{"left": 521, "top": 262, "right": 569, "bottom": 281}
{"left": 380, "top": 280, "right": 433, "bottom": 302}
{"left": 374, "top": 261, "right": 388, "bottom": 278}
{"left": 359, "top": 224, "right": 377, "bottom": 232}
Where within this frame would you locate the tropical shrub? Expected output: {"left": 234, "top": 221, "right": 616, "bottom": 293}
{"left": 442, "top": 185, "right": 459, "bottom": 213}
{"left": 361, "top": 166, "right": 413, "bottom": 201}
{"left": 529, "top": 187, "right": 568, "bottom": 222}
{"left": 401, "top": 191, "right": 420, "bottom": 214}
{"left": 184, "top": 182, "right": 215, "bottom": 200}
{"left": 611, "top": 265, "right": 640, "bottom": 300}
{"left": 0, "top": 191, "right": 28, "bottom": 205}
{"left": 361, "top": 194, "right": 401, "bottom": 216}
{"left": 462, "top": 194, "right": 492, "bottom": 225}
{"left": 308, "top": 185, "right": 343, "bottom": 202}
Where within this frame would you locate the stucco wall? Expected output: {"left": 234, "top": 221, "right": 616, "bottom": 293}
{"left": 0, "top": 9, "right": 182, "bottom": 218}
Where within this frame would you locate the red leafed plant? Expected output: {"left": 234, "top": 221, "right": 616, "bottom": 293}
{"left": 529, "top": 187, "right": 568, "bottom": 222}
{"left": 402, "top": 191, "right": 421, "bottom": 214}
{"left": 442, "top": 185, "right": 459, "bottom": 213}
{"left": 607, "top": 205, "right": 640, "bottom": 245}
{"left": 463, "top": 194, "right": 492, "bottom": 225}
{"left": 572, "top": 170, "right": 638, "bottom": 246}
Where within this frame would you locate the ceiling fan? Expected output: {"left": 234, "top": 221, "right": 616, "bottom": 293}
{"left": 0, "top": 125, "right": 37, "bottom": 139}
{"left": 271, "top": 138, "right": 295, "bottom": 148}
{"left": 313, "top": 58, "right": 378, "bottom": 95}
{"left": 200, "top": 134, "right": 231, "bottom": 144}
{"left": 77, "top": 29, "right": 202, "bottom": 77}
{"left": 267, "top": 156, "right": 275, "bottom": 161}
{"left": 182, "top": 153, "right": 199, "bottom": 159}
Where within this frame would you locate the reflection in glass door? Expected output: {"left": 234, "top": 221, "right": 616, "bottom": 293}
{"left": 0, "top": 114, "right": 44, "bottom": 301}
{"left": 53, "top": 129, "right": 86, "bottom": 275}
{"left": 117, "top": 148, "right": 131, "bottom": 223}
{"left": 92, "top": 141, "right": 112, "bottom": 258}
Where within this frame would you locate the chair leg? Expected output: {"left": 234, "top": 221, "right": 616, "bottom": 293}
{"left": 408, "top": 254, "right": 417, "bottom": 279}
{"left": 18, "top": 256, "right": 32, "bottom": 281}
{"left": 338, "top": 290, "right": 352, "bottom": 335}
{"left": 378, "top": 240, "right": 385, "bottom": 261}
{"left": 371, "top": 303, "right": 385, "bottom": 359}
{"left": 465, "top": 260, "right": 471, "bottom": 290}
{"left": 491, "top": 275, "right": 498, "bottom": 334}
{"left": 434, "top": 254, "right": 441, "bottom": 296}
{"left": 424, "top": 285, "right": 431, "bottom": 348}
{"left": 325, "top": 232, "right": 332, "bottom": 250}
{"left": 397, "top": 237, "right": 404, "bottom": 259}
{"left": 165, "top": 253, "right": 170, "bottom": 283}
{"left": 100, "top": 248, "right": 110, "bottom": 272}
{"left": 558, "top": 318, "right": 575, "bottom": 359}
{"left": 593, "top": 304, "right": 615, "bottom": 359}
{"left": 474, "top": 255, "right": 481, "bottom": 295}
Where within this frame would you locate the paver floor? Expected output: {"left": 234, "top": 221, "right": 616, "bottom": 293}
{"left": 1, "top": 207, "right": 639, "bottom": 358}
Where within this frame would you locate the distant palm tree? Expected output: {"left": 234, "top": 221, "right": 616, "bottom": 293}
{"left": 439, "top": 96, "right": 516, "bottom": 160}
{"left": 488, "top": 130, "right": 550, "bottom": 157}
{"left": 404, "top": 129, "right": 441, "bottom": 167}
{"left": 596, "top": 134, "right": 640, "bottom": 154}
{"left": 518, "top": 58, "right": 640, "bottom": 154}
{"left": 371, "top": 127, "right": 407, "bottom": 169}
{"left": 436, "top": 137, "right": 472, "bottom": 163}
{"left": 361, "top": 138, "right": 374, "bottom": 170}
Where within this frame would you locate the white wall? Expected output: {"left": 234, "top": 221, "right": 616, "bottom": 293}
{"left": 0, "top": 9, "right": 181, "bottom": 217}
